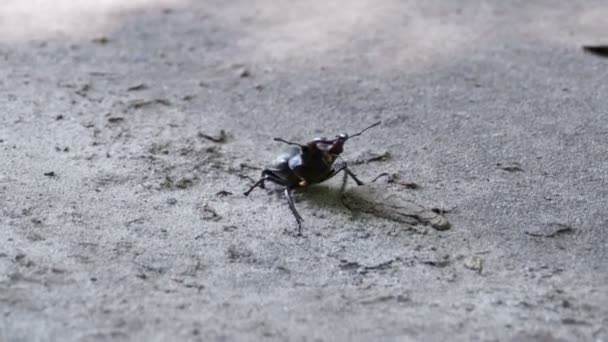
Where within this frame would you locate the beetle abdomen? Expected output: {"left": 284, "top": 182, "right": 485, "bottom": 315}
{"left": 270, "top": 146, "right": 301, "bottom": 170}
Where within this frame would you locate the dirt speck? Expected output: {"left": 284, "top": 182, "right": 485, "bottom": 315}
{"left": 127, "top": 83, "right": 148, "bottom": 91}
{"left": 198, "top": 130, "right": 228, "bottom": 143}
{"left": 497, "top": 162, "right": 523, "bottom": 172}
{"left": 92, "top": 37, "right": 110, "bottom": 45}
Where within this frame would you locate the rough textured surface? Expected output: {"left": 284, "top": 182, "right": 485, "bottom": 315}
{"left": 1, "top": 1, "right": 607, "bottom": 341}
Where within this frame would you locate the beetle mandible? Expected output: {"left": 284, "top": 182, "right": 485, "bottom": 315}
{"left": 244, "top": 121, "right": 381, "bottom": 235}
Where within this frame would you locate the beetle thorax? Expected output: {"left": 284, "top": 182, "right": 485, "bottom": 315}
{"left": 328, "top": 141, "right": 344, "bottom": 155}
{"left": 310, "top": 134, "right": 348, "bottom": 158}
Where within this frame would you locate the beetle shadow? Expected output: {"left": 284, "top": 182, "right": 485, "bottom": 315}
{"left": 293, "top": 184, "right": 358, "bottom": 215}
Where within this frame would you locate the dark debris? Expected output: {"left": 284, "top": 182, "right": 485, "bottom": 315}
{"left": 127, "top": 99, "right": 171, "bottom": 110}
{"left": 198, "top": 130, "right": 227, "bottom": 143}
{"left": 107, "top": 117, "right": 124, "bottom": 123}
{"left": 92, "top": 37, "right": 110, "bottom": 45}
{"left": 226, "top": 244, "right": 253, "bottom": 262}
{"left": 75, "top": 84, "right": 91, "bottom": 97}
{"left": 582, "top": 45, "right": 608, "bottom": 58}
{"left": 127, "top": 84, "right": 148, "bottom": 91}
{"left": 339, "top": 259, "right": 396, "bottom": 274}
{"left": 497, "top": 162, "right": 523, "bottom": 172}
{"left": 239, "top": 163, "right": 261, "bottom": 171}
{"left": 201, "top": 204, "right": 221, "bottom": 221}
{"left": 525, "top": 223, "right": 574, "bottom": 238}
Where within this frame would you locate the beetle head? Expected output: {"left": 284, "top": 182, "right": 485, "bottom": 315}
{"left": 327, "top": 121, "right": 381, "bottom": 155}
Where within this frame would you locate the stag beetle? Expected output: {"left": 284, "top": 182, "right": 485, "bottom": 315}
{"left": 244, "top": 121, "right": 381, "bottom": 235}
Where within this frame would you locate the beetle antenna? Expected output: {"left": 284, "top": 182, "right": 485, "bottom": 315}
{"left": 273, "top": 137, "right": 305, "bottom": 147}
{"left": 348, "top": 121, "right": 382, "bottom": 139}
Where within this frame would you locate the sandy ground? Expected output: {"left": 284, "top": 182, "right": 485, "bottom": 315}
{"left": 1, "top": 1, "right": 607, "bottom": 341}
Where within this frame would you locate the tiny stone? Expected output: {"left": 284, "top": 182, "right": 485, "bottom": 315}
{"left": 464, "top": 256, "right": 483, "bottom": 273}
{"left": 237, "top": 68, "right": 250, "bottom": 78}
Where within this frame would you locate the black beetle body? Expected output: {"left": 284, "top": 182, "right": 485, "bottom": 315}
{"left": 244, "top": 121, "right": 381, "bottom": 235}
{"left": 265, "top": 146, "right": 304, "bottom": 187}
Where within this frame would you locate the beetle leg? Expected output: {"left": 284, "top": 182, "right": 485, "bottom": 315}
{"left": 339, "top": 167, "right": 364, "bottom": 193}
{"left": 244, "top": 171, "right": 287, "bottom": 196}
{"left": 335, "top": 165, "right": 365, "bottom": 212}
{"left": 340, "top": 167, "right": 349, "bottom": 192}
{"left": 284, "top": 187, "right": 304, "bottom": 236}
{"left": 243, "top": 176, "right": 268, "bottom": 196}
{"left": 344, "top": 167, "right": 364, "bottom": 186}
{"left": 327, "top": 162, "right": 363, "bottom": 193}
{"left": 244, "top": 174, "right": 304, "bottom": 235}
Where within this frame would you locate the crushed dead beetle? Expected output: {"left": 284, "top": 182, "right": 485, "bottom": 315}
{"left": 342, "top": 183, "right": 451, "bottom": 231}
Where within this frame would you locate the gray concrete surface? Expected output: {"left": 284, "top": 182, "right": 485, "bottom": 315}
{"left": 1, "top": 1, "right": 607, "bottom": 341}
